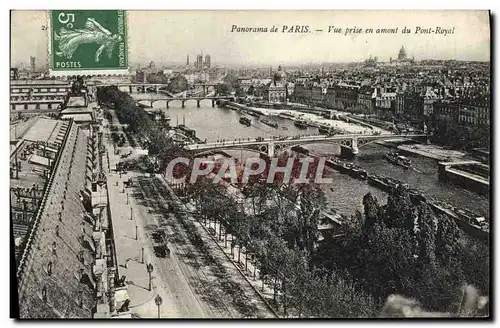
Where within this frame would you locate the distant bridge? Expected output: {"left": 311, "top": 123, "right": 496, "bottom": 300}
{"left": 94, "top": 82, "right": 220, "bottom": 95}
{"left": 185, "top": 133, "right": 427, "bottom": 157}
{"left": 135, "top": 96, "right": 235, "bottom": 109}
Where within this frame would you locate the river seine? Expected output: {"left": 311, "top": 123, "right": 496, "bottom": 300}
{"left": 131, "top": 92, "right": 489, "bottom": 219}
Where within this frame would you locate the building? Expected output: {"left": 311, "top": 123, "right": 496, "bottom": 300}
{"left": 10, "top": 68, "right": 19, "bottom": 80}
{"left": 324, "top": 87, "right": 336, "bottom": 108}
{"left": 265, "top": 65, "right": 287, "bottom": 103}
{"left": 398, "top": 46, "right": 407, "bottom": 61}
{"left": 13, "top": 118, "right": 104, "bottom": 318}
{"left": 375, "top": 92, "right": 396, "bottom": 112}
{"left": 334, "top": 83, "right": 359, "bottom": 110}
{"left": 403, "top": 92, "right": 420, "bottom": 119}
{"left": 30, "top": 56, "right": 36, "bottom": 72}
{"left": 204, "top": 55, "right": 211, "bottom": 69}
{"left": 364, "top": 55, "right": 378, "bottom": 68}
{"left": 420, "top": 87, "right": 440, "bottom": 117}
{"left": 135, "top": 69, "right": 147, "bottom": 83}
{"left": 196, "top": 54, "right": 203, "bottom": 70}
{"left": 388, "top": 45, "right": 415, "bottom": 66}
{"left": 311, "top": 86, "right": 325, "bottom": 105}
{"left": 458, "top": 99, "right": 490, "bottom": 126}
{"left": 395, "top": 92, "right": 406, "bottom": 116}
{"left": 433, "top": 100, "right": 460, "bottom": 123}
{"left": 357, "top": 86, "right": 375, "bottom": 114}
{"left": 293, "top": 84, "right": 311, "bottom": 104}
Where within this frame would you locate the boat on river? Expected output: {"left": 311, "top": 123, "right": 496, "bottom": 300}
{"left": 429, "top": 201, "right": 488, "bottom": 238}
{"left": 385, "top": 152, "right": 411, "bottom": 169}
{"left": 261, "top": 119, "right": 278, "bottom": 128}
{"left": 247, "top": 111, "right": 261, "bottom": 118}
{"left": 326, "top": 157, "right": 368, "bottom": 180}
{"left": 294, "top": 119, "right": 308, "bottom": 129}
{"left": 239, "top": 117, "right": 251, "bottom": 126}
{"left": 319, "top": 124, "right": 343, "bottom": 135}
{"left": 279, "top": 112, "right": 295, "bottom": 119}
{"left": 367, "top": 174, "right": 402, "bottom": 192}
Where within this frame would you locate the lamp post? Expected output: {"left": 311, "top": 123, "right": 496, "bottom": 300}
{"left": 147, "top": 263, "right": 154, "bottom": 291}
{"left": 154, "top": 294, "right": 163, "bottom": 318}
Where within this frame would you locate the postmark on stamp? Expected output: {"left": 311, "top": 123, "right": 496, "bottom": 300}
{"left": 49, "top": 10, "right": 128, "bottom": 75}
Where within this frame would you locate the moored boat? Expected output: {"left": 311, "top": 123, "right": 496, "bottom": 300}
{"left": 261, "top": 119, "right": 278, "bottom": 128}
{"left": 239, "top": 117, "right": 251, "bottom": 126}
{"left": 247, "top": 111, "right": 260, "bottom": 118}
{"left": 294, "top": 119, "right": 308, "bottom": 129}
{"left": 385, "top": 152, "right": 411, "bottom": 169}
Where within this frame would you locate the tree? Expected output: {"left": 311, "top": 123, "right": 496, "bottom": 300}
{"left": 247, "top": 85, "right": 255, "bottom": 96}
{"left": 167, "top": 74, "right": 188, "bottom": 94}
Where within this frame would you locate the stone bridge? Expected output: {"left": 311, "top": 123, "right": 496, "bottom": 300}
{"left": 185, "top": 133, "right": 427, "bottom": 157}
{"left": 135, "top": 96, "right": 235, "bottom": 109}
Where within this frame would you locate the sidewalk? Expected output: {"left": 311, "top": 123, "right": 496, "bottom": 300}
{"left": 107, "top": 154, "right": 157, "bottom": 308}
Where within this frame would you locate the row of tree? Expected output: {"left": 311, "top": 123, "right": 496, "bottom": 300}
{"left": 96, "top": 86, "right": 183, "bottom": 166}
{"left": 182, "top": 178, "right": 378, "bottom": 317}
{"left": 427, "top": 118, "right": 490, "bottom": 150}
{"left": 180, "top": 174, "right": 489, "bottom": 317}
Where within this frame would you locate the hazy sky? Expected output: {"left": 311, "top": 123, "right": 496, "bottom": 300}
{"left": 11, "top": 10, "right": 490, "bottom": 68}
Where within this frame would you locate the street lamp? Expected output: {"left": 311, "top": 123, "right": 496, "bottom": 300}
{"left": 147, "top": 263, "right": 154, "bottom": 291}
{"left": 154, "top": 294, "right": 163, "bottom": 318}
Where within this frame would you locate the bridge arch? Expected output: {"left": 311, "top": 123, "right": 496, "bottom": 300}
{"left": 166, "top": 98, "right": 185, "bottom": 108}
{"left": 273, "top": 138, "right": 353, "bottom": 154}
{"left": 136, "top": 99, "right": 153, "bottom": 107}
{"left": 197, "top": 98, "right": 216, "bottom": 107}
{"left": 190, "top": 144, "right": 270, "bottom": 158}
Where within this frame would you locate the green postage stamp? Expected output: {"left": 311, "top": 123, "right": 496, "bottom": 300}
{"left": 49, "top": 10, "right": 128, "bottom": 75}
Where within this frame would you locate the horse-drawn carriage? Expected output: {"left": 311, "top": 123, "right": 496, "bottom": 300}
{"left": 123, "top": 177, "right": 133, "bottom": 188}
{"left": 151, "top": 230, "right": 170, "bottom": 258}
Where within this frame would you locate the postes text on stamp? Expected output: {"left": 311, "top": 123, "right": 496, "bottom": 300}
{"left": 49, "top": 10, "right": 128, "bottom": 74}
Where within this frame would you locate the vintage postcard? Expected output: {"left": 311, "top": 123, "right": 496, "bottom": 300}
{"left": 10, "top": 10, "right": 490, "bottom": 319}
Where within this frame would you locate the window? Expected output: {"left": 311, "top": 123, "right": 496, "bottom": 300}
{"left": 42, "top": 285, "right": 47, "bottom": 302}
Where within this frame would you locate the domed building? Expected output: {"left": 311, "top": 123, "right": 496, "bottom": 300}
{"left": 389, "top": 45, "right": 415, "bottom": 66}
{"left": 397, "top": 45, "right": 407, "bottom": 61}
{"left": 265, "top": 65, "right": 287, "bottom": 103}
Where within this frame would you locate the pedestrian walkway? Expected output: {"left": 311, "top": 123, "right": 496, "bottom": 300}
{"left": 107, "top": 161, "right": 157, "bottom": 308}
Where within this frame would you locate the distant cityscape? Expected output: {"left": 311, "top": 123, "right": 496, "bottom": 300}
{"left": 11, "top": 45, "right": 490, "bottom": 128}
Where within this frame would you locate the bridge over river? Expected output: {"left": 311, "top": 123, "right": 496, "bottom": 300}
{"left": 135, "top": 96, "right": 235, "bottom": 109}
{"left": 185, "top": 133, "right": 427, "bottom": 157}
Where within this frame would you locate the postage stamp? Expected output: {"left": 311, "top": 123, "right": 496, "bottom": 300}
{"left": 49, "top": 10, "right": 128, "bottom": 75}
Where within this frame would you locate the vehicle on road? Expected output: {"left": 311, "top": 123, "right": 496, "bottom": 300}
{"left": 151, "top": 230, "right": 170, "bottom": 258}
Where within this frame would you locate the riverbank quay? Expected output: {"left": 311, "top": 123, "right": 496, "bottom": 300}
{"left": 376, "top": 140, "right": 469, "bottom": 162}
{"left": 222, "top": 101, "right": 385, "bottom": 135}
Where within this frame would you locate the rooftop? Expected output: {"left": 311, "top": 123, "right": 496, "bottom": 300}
{"left": 16, "top": 121, "right": 96, "bottom": 318}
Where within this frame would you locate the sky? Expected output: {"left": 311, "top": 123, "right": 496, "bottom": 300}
{"left": 10, "top": 10, "right": 490, "bottom": 68}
